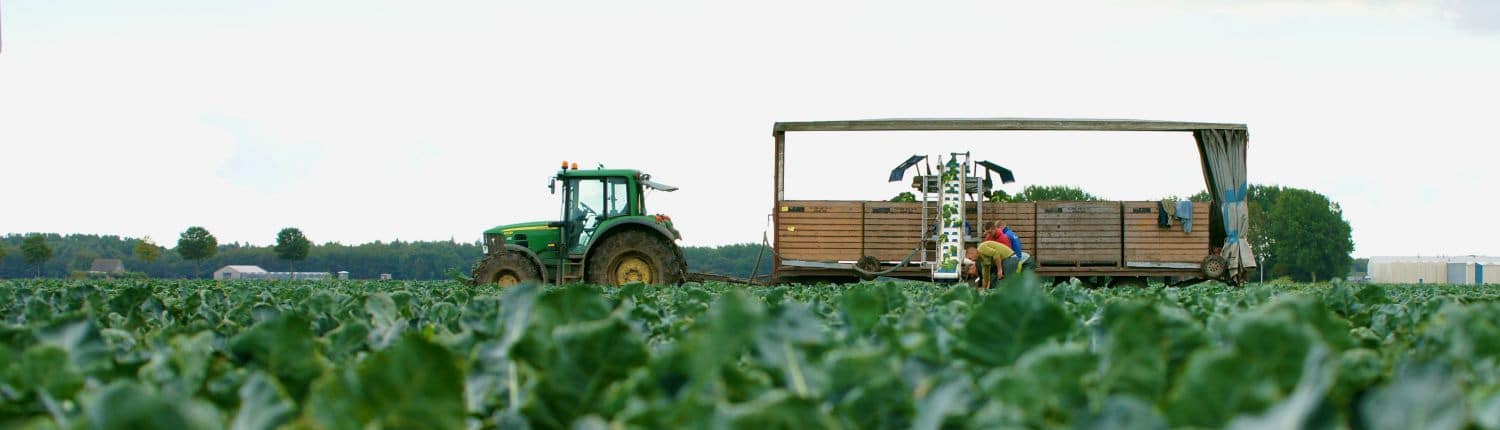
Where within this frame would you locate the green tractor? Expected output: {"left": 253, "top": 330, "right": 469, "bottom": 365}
{"left": 472, "top": 163, "right": 687, "bottom": 287}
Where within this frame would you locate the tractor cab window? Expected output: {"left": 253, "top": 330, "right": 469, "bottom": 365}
{"left": 606, "top": 178, "right": 631, "bottom": 217}
{"left": 567, "top": 178, "right": 607, "bottom": 251}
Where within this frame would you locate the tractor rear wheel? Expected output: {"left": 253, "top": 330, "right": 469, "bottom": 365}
{"left": 472, "top": 251, "right": 541, "bottom": 286}
{"left": 586, "top": 229, "right": 685, "bottom": 286}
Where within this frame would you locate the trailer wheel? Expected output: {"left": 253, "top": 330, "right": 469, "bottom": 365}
{"left": 1202, "top": 255, "right": 1229, "bottom": 280}
{"left": 586, "top": 229, "right": 685, "bottom": 286}
{"left": 472, "top": 252, "right": 540, "bottom": 286}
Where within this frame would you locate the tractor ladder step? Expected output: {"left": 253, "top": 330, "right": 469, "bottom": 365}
{"left": 557, "top": 258, "right": 586, "bottom": 284}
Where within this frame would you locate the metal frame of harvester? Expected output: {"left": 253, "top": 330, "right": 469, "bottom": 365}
{"left": 770, "top": 118, "right": 1257, "bottom": 286}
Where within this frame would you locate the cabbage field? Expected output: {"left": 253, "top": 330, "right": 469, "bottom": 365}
{"left": 2, "top": 277, "right": 1499, "bottom": 429}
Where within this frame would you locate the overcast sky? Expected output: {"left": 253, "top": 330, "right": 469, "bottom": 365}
{"left": 2, "top": 0, "right": 1497, "bottom": 258}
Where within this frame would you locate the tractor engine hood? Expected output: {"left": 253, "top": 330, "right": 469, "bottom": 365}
{"left": 484, "top": 221, "right": 556, "bottom": 236}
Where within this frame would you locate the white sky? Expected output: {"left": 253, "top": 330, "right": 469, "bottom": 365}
{"left": 1, "top": 0, "right": 1497, "bottom": 257}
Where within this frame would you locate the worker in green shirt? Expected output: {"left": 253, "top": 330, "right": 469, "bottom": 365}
{"left": 972, "top": 240, "right": 1016, "bottom": 290}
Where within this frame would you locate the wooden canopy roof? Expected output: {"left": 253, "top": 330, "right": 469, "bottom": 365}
{"left": 773, "top": 118, "right": 1247, "bottom": 133}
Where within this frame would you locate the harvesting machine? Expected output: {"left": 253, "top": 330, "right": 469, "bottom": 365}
{"left": 770, "top": 118, "right": 1257, "bottom": 286}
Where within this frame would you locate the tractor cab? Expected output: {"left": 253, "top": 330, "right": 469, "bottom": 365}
{"left": 551, "top": 165, "right": 679, "bottom": 254}
{"left": 475, "top": 162, "right": 685, "bottom": 286}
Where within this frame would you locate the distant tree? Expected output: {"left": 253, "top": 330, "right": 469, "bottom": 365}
{"left": 177, "top": 226, "right": 218, "bottom": 278}
{"left": 21, "top": 234, "right": 53, "bottom": 277}
{"left": 1246, "top": 185, "right": 1284, "bottom": 274}
{"left": 986, "top": 189, "right": 1013, "bottom": 203}
{"left": 1352, "top": 258, "right": 1370, "bottom": 274}
{"left": 1259, "top": 187, "right": 1354, "bottom": 282}
{"left": 990, "top": 185, "right": 1100, "bottom": 202}
{"left": 890, "top": 192, "right": 917, "bottom": 202}
{"left": 275, "top": 227, "right": 312, "bottom": 272}
{"left": 1188, "top": 190, "right": 1213, "bottom": 202}
{"left": 0, "top": 244, "right": 7, "bottom": 262}
{"left": 682, "top": 243, "right": 774, "bottom": 279}
{"left": 134, "top": 236, "right": 162, "bottom": 263}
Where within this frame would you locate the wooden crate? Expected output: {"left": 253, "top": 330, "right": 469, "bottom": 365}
{"left": 1123, "top": 201, "right": 1211, "bottom": 265}
{"left": 863, "top": 201, "right": 925, "bottom": 261}
{"left": 777, "top": 201, "right": 863, "bottom": 262}
{"left": 1036, "top": 201, "right": 1121, "bottom": 266}
{"left": 981, "top": 202, "right": 1036, "bottom": 255}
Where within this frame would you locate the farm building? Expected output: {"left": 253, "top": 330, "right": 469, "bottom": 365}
{"left": 88, "top": 259, "right": 125, "bottom": 275}
{"left": 215, "top": 265, "right": 267, "bottom": 280}
{"left": 214, "top": 265, "right": 332, "bottom": 281}
{"left": 256, "top": 272, "right": 332, "bottom": 281}
{"left": 1367, "top": 256, "right": 1499, "bottom": 285}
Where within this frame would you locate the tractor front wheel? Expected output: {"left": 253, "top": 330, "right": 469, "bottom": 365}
{"left": 472, "top": 251, "right": 541, "bottom": 286}
{"left": 586, "top": 230, "right": 685, "bottom": 286}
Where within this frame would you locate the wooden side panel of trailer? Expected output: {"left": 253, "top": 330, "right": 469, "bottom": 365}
{"left": 777, "top": 201, "right": 863, "bottom": 262}
{"left": 778, "top": 200, "right": 1204, "bottom": 272}
{"left": 1036, "top": 201, "right": 1121, "bottom": 266}
{"left": 783, "top": 201, "right": 1041, "bottom": 262}
{"left": 984, "top": 203, "right": 1036, "bottom": 254}
{"left": 863, "top": 201, "right": 925, "bottom": 261}
{"left": 1123, "top": 201, "right": 1211, "bottom": 265}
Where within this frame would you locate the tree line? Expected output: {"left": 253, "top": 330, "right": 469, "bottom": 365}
{"left": 0, "top": 230, "right": 479, "bottom": 280}
{"left": 0, "top": 229, "right": 772, "bottom": 281}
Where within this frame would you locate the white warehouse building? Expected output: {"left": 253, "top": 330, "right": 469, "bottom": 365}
{"left": 1367, "top": 256, "right": 1499, "bottom": 285}
{"left": 214, "top": 265, "right": 332, "bottom": 281}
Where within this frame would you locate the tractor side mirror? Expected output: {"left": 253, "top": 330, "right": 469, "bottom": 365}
{"left": 548, "top": 178, "right": 557, "bottom": 194}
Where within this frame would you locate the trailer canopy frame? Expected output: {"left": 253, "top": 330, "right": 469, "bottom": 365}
{"left": 772, "top": 117, "right": 1256, "bottom": 275}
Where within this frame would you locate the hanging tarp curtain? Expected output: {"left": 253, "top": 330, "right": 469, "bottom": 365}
{"left": 1195, "top": 129, "right": 1257, "bottom": 269}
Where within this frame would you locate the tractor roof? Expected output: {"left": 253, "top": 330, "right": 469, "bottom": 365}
{"left": 773, "top": 118, "right": 1247, "bottom": 133}
{"left": 559, "top": 168, "right": 642, "bottom": 179}
{"left": 557, "top": 168, "right": 679, "bottom": 191}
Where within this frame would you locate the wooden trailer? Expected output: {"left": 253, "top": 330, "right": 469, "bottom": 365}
{"left": 770, "top": 118, "right": 1257, "bottom": 285}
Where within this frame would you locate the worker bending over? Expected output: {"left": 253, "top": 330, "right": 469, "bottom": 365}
{"left": 969, "top": 240, "right": 1017, "bottom": 290}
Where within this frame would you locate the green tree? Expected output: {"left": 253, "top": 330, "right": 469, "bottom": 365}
{"left": 889, "top": 192, "right": 916, "bottom": 202}
{"left": 986, "top": 189, "right": 1013, "bottom": 202}
{"left": 274, "top": 227, "right": 312, "bottom": 273}
{"left": 177, "top": 226, "right": 218, "bottom": 278}
{"left": 134, "top": 236, "right": 162, "bottom": 264}
{"left": 990, "top": 185, "right": 1100, "bottom": 202}
{"left": 0, "top": 244, "right": 7, "bottom": 262}
{"left": 1246, "top": 185, "right": 1285, "bottom": 274}
{"left": 1352, "top": 258, "right": 1369, "bottom": 274}
{"left": 1258, "top": 187, "right": 1353, "bottom": 282}
{"left": 21, "top": 234, "right": 53, "bottom": 277}
{"left": 682, "top": 243, "right": 775, "bottom": 279}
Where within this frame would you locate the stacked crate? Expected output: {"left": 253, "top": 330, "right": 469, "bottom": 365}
{"left": 1036, "top": 202, "right": 1121, "bottom": 266}
{"left": 776, "top": 201, "right": 863, "bottom": 262}
{"left": 1123, "top": 201, "right": 1211, "bottom": 266}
